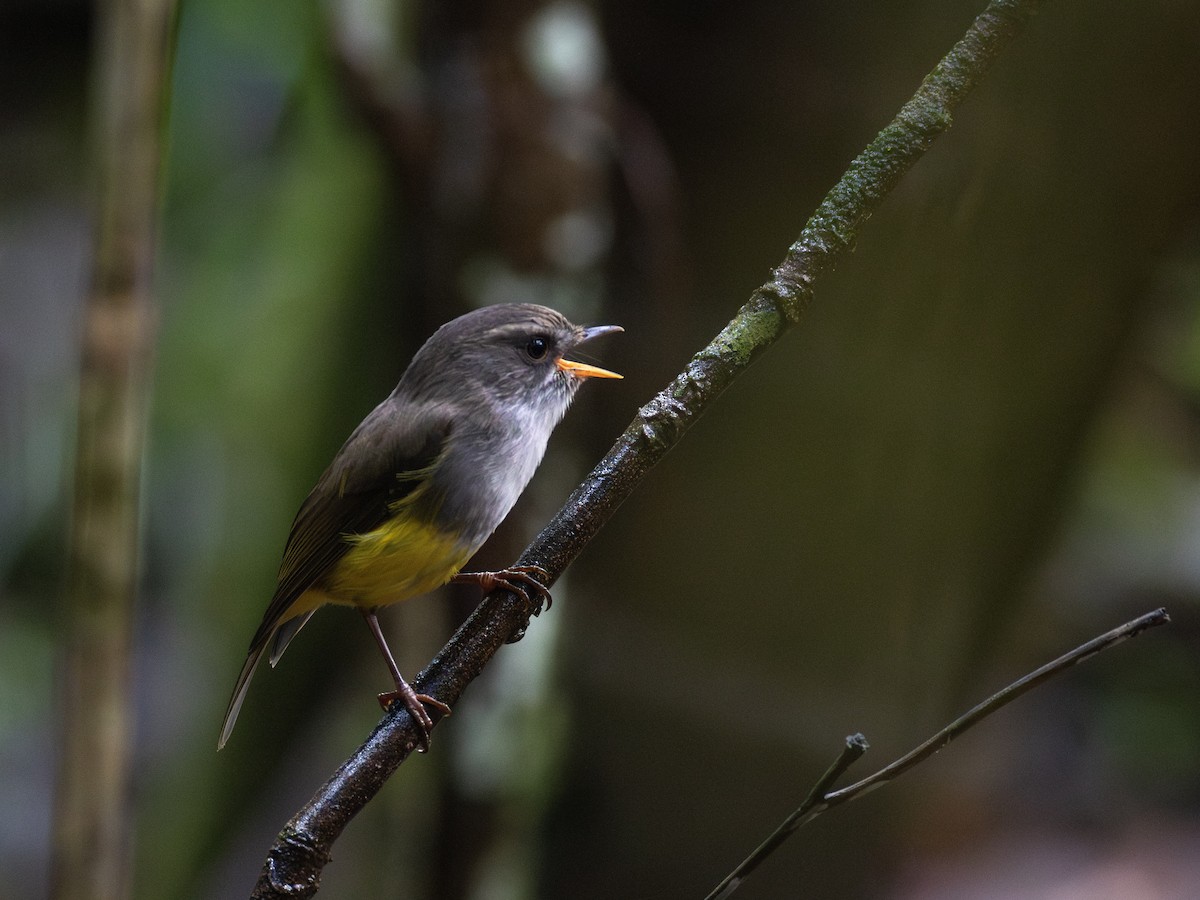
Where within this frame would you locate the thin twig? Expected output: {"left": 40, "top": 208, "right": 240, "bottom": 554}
{"left": 705, "top": 608, "right": 1171, "bottom": 898}
{"left": 706, "top": 735, "right": 870, "bottom": 900}
{"left": 251, "top": 1, "right": 1049, "bottom": 895}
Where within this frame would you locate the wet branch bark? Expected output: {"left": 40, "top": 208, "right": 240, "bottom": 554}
{"left": 251, "top": 1, "right": 1049, "bottom": 895}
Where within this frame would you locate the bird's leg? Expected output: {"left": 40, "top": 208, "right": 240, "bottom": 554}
{"left": 451, "top": 564, "right": 553, "bottom": 643}
{"left": 361, "top": 608, "right": 451, "bottom": 752}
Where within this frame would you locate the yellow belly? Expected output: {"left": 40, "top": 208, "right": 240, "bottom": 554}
{"left": 303, "top": 514, "right": 471, "bottom": 611}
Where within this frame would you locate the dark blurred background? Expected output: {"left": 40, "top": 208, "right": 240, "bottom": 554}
{"left": 4, "top": 0, "right": 1200, "bottom": 897}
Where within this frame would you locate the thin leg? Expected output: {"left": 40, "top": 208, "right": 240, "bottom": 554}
{"left": 361, "top": 608, "right": 451, "bottom": 752}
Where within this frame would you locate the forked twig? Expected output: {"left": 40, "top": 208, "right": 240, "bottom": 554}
{"left": 705, "top": 608, "right": 1171, "bottom": 899}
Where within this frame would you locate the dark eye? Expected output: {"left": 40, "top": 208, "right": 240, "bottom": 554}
{"left": 525, "top": 336, "right": 549, "bottom": 360}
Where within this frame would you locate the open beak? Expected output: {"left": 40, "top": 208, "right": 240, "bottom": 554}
{"left": 557, "top": 324, "right": 623, "bottom": 379}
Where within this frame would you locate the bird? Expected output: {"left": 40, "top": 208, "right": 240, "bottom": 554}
{"left": 218, "top": 303, "right": 622, "bottom": 750}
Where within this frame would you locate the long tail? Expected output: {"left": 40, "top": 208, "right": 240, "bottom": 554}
{"left": 218, "top": 645, "right": 267, "bottom": 750}
{"left": 218, "top": 610, "right": 316, "bottom": 750}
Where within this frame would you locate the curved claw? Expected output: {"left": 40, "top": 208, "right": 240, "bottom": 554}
{"left": 378, "top": 688, "right": 452, "bottom": 752}
{"left": 453, "top": 564, "right": 554, "bottom": 613}
{"left": 362, "top": 608, "right": 450, "bottom": 752}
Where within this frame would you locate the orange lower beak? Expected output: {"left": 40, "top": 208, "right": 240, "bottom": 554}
{"left": 559, "top": 323, "right": 622, "bottom": 379}
{"left": 556, "top": 357, "right": 622, "bottom": 379}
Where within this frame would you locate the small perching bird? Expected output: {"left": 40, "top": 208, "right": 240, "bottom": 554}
{"left": 218, "top": 303, "right": 622, "bottom": 750}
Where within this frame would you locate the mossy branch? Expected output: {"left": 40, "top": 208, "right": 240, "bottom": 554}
{"left": 250, "top": 1, "right": 1048, "bottom": 895}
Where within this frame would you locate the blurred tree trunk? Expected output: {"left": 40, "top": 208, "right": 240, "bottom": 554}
{"left": 50, "top": 2, "right": 175, "bottom": 899}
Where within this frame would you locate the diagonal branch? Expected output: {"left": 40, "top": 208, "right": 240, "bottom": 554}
{"left": 250, "top": 1, "right": 1049, "bottom": 895}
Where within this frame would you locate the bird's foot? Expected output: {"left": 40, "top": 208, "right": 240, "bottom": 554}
{"left": 377, "top": 684, "right": 452, "bottom": 753}
{"left": 452, "top": 565, "right": 553, "bottom": 643}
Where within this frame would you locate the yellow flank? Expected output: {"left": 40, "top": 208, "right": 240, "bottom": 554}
{"left": 316, "top": 514, "right": 471, "bottom": 610}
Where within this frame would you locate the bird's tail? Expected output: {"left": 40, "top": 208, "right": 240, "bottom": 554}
{"left": 217, "top": 609, "right": 317, "bottom": 750}
{"left": 268, "top": 610, "right": 315, "bottom": 666}
{"left": 217, "top": 645, "right": 266, "bottom": 750}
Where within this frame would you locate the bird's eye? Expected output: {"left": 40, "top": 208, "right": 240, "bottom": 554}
{"left": 525, "top": 336, "right": 549, "bottom": 360}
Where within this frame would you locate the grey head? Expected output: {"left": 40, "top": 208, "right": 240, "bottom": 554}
{"left": 397, "top": 303, "right": 622, "bottom": 423}
{"left": 397, "top": 303, "right": 622, "bottom": 548}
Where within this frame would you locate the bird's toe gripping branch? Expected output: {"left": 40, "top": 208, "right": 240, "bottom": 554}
{"left": 452, "top": 564, "right": 554, "bottom": 642}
